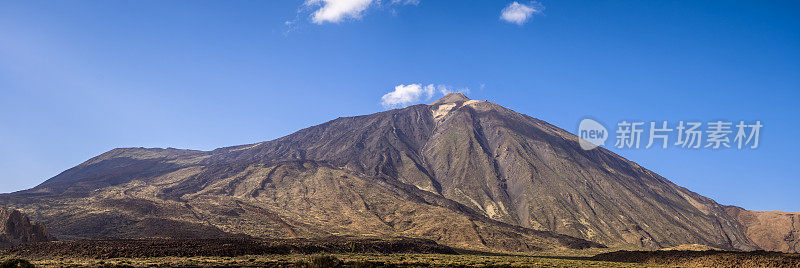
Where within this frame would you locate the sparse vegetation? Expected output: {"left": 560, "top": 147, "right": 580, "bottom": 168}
{"left": 1, "top": 253, "right": 673, "bottom": 267}
{"left": 4, "top": 248, "right": 797, "bottom": 267}
{"left": 0, "top": 258, "right": 34, "bottom": 268}
{"left": 301, "top": 255, "right": 342, "bottom": 267}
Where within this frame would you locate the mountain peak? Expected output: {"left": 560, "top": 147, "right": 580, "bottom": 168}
{"left": 430, "top": 92, "right": 470, "bottom": 105}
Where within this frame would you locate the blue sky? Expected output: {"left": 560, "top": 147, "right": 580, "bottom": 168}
{"left": 1, "top": 0, "right": 798, "bottom": 211}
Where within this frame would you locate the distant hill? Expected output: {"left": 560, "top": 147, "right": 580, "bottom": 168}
{"left": 0, "top": 93, "right": 765, "bottom": 252}
{"left": 725, "top": 206, "right": 800, "bottom": 252}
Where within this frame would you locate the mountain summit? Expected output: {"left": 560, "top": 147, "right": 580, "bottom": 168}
{"left": 430, "top": 92, "right": 470, "bottom": 105}
{"left": 0, "top": 94, "right": 763, "bottom": 252}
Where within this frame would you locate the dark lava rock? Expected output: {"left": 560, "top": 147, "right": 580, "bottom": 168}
{"left": 0, "top": 207, "right": 54, "bottom": 248}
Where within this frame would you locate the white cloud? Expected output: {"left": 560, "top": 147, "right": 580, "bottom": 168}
{"left": 381, "top": 84, "right": 435, "bottom": 108}
{"left": 303, "top": 0, "right": 419, "bottom": 24}
{"left": 500, "top": 1, "right": 543, "bottom": 25}
{"left": 437, "top": 85, "right": 470, "bottom": 95}
{"left": 381, "top": 83, "right": 470, "bottom": 108}
{"left": 305, "top": 0, "right": 374, "bottom": 24}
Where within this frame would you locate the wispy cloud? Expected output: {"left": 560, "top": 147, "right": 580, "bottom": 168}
{"left": 391, "top": 0, "right": 420, "bottom": 5}
{"left": 500, "top": 1, "right": 543, "bottom": 25}
{"left": 380, "top": 83, "right": 469, "bottom": 108}
{"left": 302, "top": 0, "right": 418, "bottom": 25}
{"left": 436, "top": 85, "right": 470, "bottom": 95}
{"left": 305, "top": 0, "right": 373, "bottom": 24}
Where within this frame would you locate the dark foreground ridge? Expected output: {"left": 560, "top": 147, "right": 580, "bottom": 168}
{"left": 0, "top": 237, "right": 457, "bottom": 259}
{"left": 591, "top": 249, "right": 800, "bottom": 268}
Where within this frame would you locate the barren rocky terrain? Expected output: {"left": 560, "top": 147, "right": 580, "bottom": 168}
{"left": 0, "top": 237, "right": 457, "bottom": 259}
{"left": 592, "top": 249, "right": 800, "bottom": 267}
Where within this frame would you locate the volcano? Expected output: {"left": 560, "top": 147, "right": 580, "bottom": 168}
{"left": 0, "top": 93, "right": 767, "bottom": 252}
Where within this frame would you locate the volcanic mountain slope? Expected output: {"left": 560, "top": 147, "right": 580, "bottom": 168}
{"left": 0, "top": 93, "right": 758, "bottom": 251}
{"left": 0, "top": 207, "right": 53, "bottom": 248}
{"left": 1, "top": 153, "right": 598, "bottom": 252}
